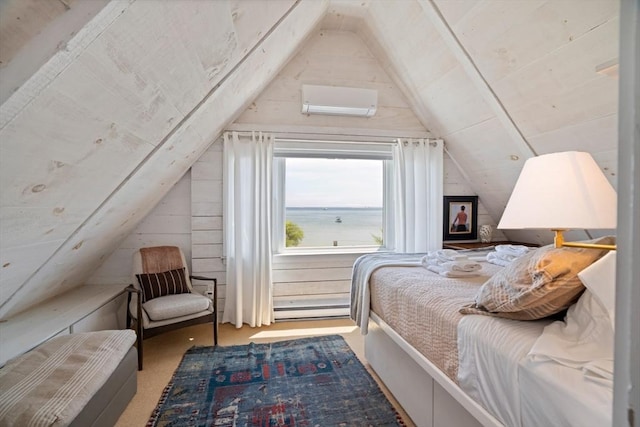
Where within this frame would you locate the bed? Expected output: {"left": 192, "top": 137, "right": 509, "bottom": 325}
{"left": 0, "top": 330, "right": 137, "bottom": 427}
{"left": 351, "top": 242, "right": 615, "bottom": 427}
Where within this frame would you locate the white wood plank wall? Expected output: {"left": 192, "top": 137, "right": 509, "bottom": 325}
{"left": 189, "top": 140, "right": 361, "bottom": 320}
{"left": 89, "top": 147, "right": 501, "bottom": 321}
{"left": 190, "top": 142, "right": 226, "bottom": 320}
{"left": 189, "top": 143, "right": 501, "bottom": 321}
{"left": 271, "top": 253, "right": 359, "bottom": 319}
{"left": 444, "top": 156, "right": 508, "bottom": 243}
{"left": 223, "top": 28, "right": 504, "bottom": 319}
{"left": 92, "top": 29, "right": 504, "bottom": 321}
{"left": 87, "top": 172, "right": 192, "bottom": 285}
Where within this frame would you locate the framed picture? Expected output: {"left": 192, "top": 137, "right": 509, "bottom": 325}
{"left": 443, "top": 196, "right": 478, "bottom": 241}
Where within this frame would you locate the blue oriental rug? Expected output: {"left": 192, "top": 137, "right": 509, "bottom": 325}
{"left": 148, "top": 335, "right": 406, "bottom": 426}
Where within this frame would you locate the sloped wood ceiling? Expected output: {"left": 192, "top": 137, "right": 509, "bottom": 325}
{"left": 0, "top": 0, "right": 329, "bottom": 318}
{"left": 0, "top": 0, "right": 619, "bottom": 318}
{"left": 351, "top": 0, "right": 619, "bottom": 244}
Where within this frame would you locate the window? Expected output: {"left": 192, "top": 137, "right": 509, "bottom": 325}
{"left": 273, "top": 140, "right": 394, "bottom": 253}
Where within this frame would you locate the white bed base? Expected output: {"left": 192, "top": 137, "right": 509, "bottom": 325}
{"left": 366, "top": 313, "right": 503, "bottom": 427}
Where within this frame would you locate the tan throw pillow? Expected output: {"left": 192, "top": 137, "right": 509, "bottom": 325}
{"left": 461, "top": 236, "right": 615, "bottom": 320}
{"left": 136, "top": 268, "right": 190, "bottom": 303}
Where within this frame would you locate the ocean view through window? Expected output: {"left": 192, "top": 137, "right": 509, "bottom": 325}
{"left": 286, "top": 207, "right": 383, "bottom": 247}
{"left": 283, "top": 157, "right": 385, "bottom": 249}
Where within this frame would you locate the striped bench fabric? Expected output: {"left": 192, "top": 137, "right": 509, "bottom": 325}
{"left": 0, "top": 330, "right": 136, "bottom": 427}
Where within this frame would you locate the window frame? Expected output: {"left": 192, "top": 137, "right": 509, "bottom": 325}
{"left": 272, "top": 139, "right": 395, "bottom": 255}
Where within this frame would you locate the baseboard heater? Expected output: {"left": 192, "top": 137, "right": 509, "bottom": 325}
{"left": 274, "top": 304, "right": 350, "bottom": 320}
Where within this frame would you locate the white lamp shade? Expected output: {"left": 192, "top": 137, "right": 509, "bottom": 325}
{"left": 498, "top": 151, "right": 617, "bottom": 230}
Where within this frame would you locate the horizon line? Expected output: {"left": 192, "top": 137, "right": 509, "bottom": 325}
{"left": 287, "top": 206, "right": 383, "bottom": 209}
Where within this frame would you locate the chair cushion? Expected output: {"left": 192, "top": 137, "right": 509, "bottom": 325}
{"left": 136, "top": 268, "right": 190, "bottom": 303}
{"left": 142, "top": 293, "right": 211, "bottom": 321}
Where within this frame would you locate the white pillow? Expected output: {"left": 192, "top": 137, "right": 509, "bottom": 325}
{"left": 527, "top": 252, "right": 617, "bottom": 382}
{"left": 527, "top": 289, "right": 614, "bottom": 380}
{"left": 577, "top": 251, "right": 616, "bottom": 330}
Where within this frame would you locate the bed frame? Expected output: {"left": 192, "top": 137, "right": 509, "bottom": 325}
{"left": 366, "top": 313, "right": 503, "bottom": 427}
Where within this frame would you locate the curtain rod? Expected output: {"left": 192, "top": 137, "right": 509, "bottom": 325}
{"left": 278, "top": 137, "right": 441, "bottom": 148}
{"left": 225, "top": 130, "right": 396, "bottom": 143}
{"left": 276, "top": 138, "right": 395, "bottom": 146}
{"left": 224, "top": 130, "right": 440, "bottom": 146}
{"left": 224, "top": 125, "right": 433, "bottom": 140}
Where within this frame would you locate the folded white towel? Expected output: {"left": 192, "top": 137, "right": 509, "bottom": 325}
{"left": 495, "top": 244, "right": 530, "bottom": 256}
{"left": 426, "top": 264, "right": 482, "bottom": 278}
{"left": 441, "top": 260, "right": 482, "bottom": 272}
{"left": 486, "top": 252, "right": 512, "bottom": 267}
{"left": 421, "top": 256, "right": 442, "bottom": 268}
{"left": 425, "top": 249, "right": 463, "bottom": 264}
{"left": 496, "top": 252, "right": 520, "bottom": 262}
{"left": 423, "top": 250, "right": 470, "bottom": 268}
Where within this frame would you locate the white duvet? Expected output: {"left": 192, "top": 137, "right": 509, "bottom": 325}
{"left": 519, "top": 356, "right": 613, "bottom": 427}
{"left": 457, "top": 314, "right": 613, "bottom": 427}
{"left": 458, "top": 315, "right": 548, "bottom": 427}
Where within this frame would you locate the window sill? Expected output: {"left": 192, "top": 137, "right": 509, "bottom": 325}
{"left": 274, "top": 246, "right": 390, "bottom": 259}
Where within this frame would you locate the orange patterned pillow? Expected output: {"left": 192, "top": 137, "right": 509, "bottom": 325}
{"left": 461, "top": 236, "right": 615, "bottom": 320}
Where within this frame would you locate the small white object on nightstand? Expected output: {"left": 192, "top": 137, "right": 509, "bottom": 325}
{"left": 479, "top": 224, "right": 493, "bottom": 243}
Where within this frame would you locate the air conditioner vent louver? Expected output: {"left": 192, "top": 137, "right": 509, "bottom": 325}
{"left": 301, "top": 85, "right": 377, "bottom": 117}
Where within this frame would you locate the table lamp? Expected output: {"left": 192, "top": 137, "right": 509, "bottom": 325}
{"left": 498, "top": 151, "right": 617, "bottom": 250}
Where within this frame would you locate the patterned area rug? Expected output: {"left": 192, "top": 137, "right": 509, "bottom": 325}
{"left": 148, "top": 335, "right": 405, "bottom": 426}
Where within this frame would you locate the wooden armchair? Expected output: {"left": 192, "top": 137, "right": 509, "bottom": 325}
{"left": 126, "top": 246, "right": 218, "bottom": 370}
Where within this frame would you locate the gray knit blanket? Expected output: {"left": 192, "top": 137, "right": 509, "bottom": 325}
{"left": 350, "top": 252, "right": 424, "bottom": 334}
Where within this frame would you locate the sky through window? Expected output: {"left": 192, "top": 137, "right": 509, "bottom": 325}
{"left": 285, "top": 158, "right": 383, "bottom": 208}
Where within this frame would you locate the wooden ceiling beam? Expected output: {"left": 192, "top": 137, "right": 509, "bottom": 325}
{"left": 0, "top": 0, "right": 330, "bottom": 319}
{"left": 417, "top": 0, "right": 537, "bottom": 159}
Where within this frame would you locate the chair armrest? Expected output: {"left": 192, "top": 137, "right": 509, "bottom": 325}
{"left": 125, "top": 284, "right": 141, "bottom": 294}
{"left": 189, "top": 277, "right": 218, "bottom": 313}
{"left": 125, "top": 284, "right": 141, "bottom": 316}
{"left": 125, "top": 284, "right": 143, "bottom": 341}
{"left": 189, "top": 275, "right": 217, "bottom": 283}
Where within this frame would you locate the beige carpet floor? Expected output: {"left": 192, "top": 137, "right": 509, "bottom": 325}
{"left": 115, "top": 318, "right": 415, "bottom": 426}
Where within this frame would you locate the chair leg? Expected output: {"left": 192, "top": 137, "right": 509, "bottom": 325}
{"left": 136, "top": 320, "right": 143, "bottom": 370}
{"left": 126, "top": 291, "right": 132, "bottom": 329}
{"left": 135, "top": 287, "right": 143, "bottom": 370}
{"left": 213, "top": 315, "right": 218, "bottom": 346}
{"left": 212, "top": 278, "right": 218, "bottom": 346}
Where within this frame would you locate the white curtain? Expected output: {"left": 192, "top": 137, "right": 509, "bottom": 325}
{"left": 393, "top": 138, "right": 443, "bottom": 252}
{"left": 222, "top": 131, "right": 274, "bottom": 328}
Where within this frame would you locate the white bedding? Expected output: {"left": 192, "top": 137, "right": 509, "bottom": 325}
{"left": 458, "top": 314, "right": 613, "bottom": 427}
{"left": 519, "top": 357, "right": 613, "bottom": 427}
{"left": 458, "top": 315, "right": 549, "bottom": 427}
{"left": 355, "top": 250, "right": 614, "bottom": 427}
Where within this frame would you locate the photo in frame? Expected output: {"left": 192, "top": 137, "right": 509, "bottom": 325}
{"left": 443, "top": 196, "right": 478, "bottom": 241}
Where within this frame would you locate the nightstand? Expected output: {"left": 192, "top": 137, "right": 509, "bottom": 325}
{"left": 442, "top": 241, "right": 538, "bottom": 250}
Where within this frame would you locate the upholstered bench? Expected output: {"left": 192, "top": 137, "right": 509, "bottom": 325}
{"left": 0, "top": 330, "right": 137, "bottom": 427}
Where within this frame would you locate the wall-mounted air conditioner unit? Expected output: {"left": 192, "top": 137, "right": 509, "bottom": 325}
{"left": 301, "top": 85, "right": 377, "bottom": 117}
